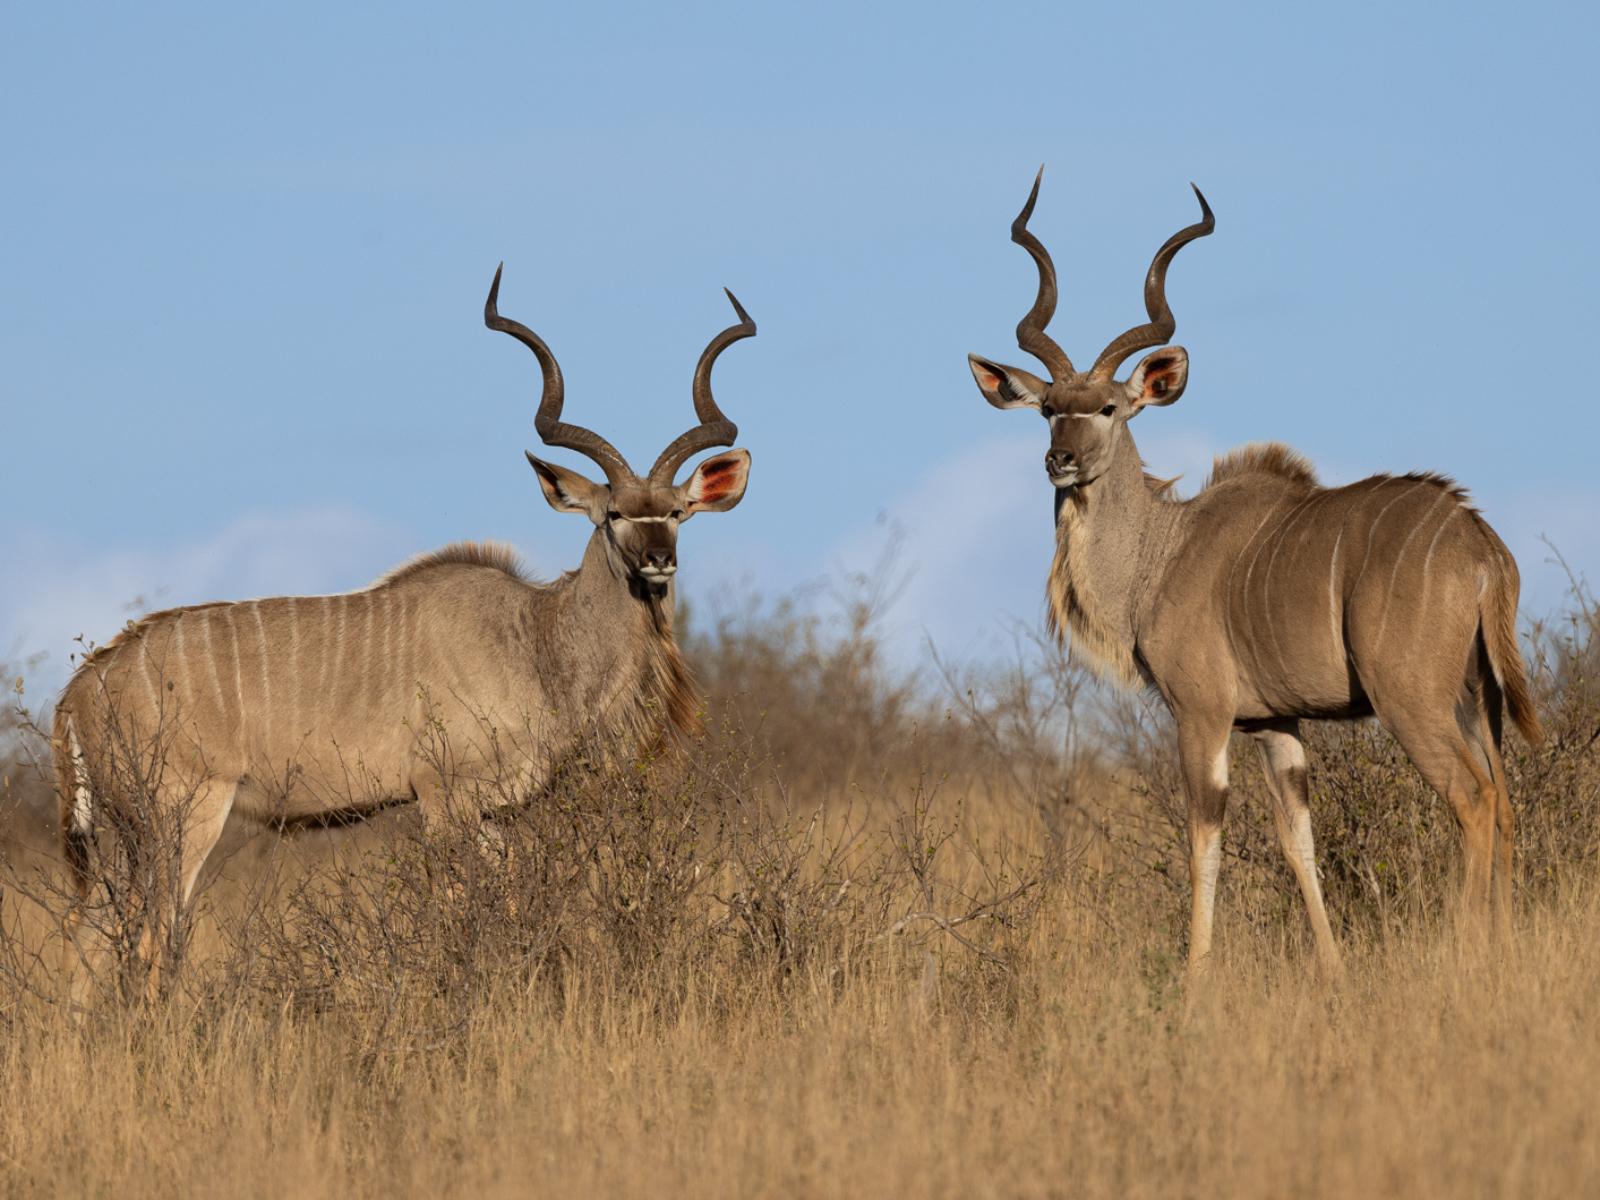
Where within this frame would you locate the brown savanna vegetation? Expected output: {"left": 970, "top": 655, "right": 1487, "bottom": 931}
{"left": 1, "top": 565, "right": 1597, "bottom": 1198}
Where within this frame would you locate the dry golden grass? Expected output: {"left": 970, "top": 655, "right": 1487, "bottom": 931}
{"left": 0, "top": 580, "right": 1595, "bottom": 1197}
{"left": 1, "top": 856, "right": 1598, "bottom": 1198}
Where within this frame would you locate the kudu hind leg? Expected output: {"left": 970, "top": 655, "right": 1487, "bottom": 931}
{"left": 1380, "top": 705, "right": 1499, "bottom": 927}
{"left": 1476, "top": 680, "right": 1515, "bottom": 937}
{"left": 140, "top": 777, "right": 238, "bottom": 999}
{"left": 1249, "top": 720, "right": 1343, "bottom": 979}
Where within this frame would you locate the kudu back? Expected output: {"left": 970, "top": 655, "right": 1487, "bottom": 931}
{"left": 54, "top": 266, "right": 757, "bottom": 967}
{"left": 969, "top": 171, "right": 1541, "bottom": 978}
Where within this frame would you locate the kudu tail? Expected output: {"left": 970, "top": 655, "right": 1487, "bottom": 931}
{"left": 52, "top": 709, "right": 95, "bottom": 904}
{"left": 1481, "top": 553, "right": 1543, "bottom": 748}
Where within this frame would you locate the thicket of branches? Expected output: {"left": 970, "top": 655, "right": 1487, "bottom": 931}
{"left": 0, "top": 563, "right": 1596, "bottom": 1024}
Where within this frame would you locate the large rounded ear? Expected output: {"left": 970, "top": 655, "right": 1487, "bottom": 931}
{"left": 526, "top": 452, "right": 605, "bottom": 518}
{"left": 1126, "top": 347, "right": 1189, "bottom": 412}
{"left": 968, "top": 354, "right": 1048, "bottom": 411}
{"left": 682, "top": 448, "right": 750, "bottom": 516}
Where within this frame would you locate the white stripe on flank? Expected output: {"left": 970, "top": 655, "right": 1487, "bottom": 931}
{"left": 397, "top": 590, "right": 412, "bottom": 698}
{"left": 363, "top": 592, "right": 375, "bottom": 708}
{"left": 1351, "top": 480, "right": 1421, "bottom": 595}
{"left": 379, "top": 589, "right": 392, "bottom": 705}
{"left": 285, "top": 597, "right": 299, "bottom": 740}
{"left": 1260, "top": 491, "right": 1322, "bottom": 679}
{"left": 330, "top": 594, "right": 347, "bottom": 710}
{"left": 224, "top": 607, "right": 244, "bottom": 735}
{"left": 67, "top": 719, "right": 93, "bottom": 835}
{"left": 173, "top": 613, "right": 192, "bottom": 712}
{"left": 1225, "top": 505, "right": 1284, "bottom": 660}
{"left": 1373, "top": 487, "right": 1450, "bottom": 651}
{"left": 1326, "top": 526, "right": 1345, "bottom": 660}
{"left": 253, "top": 601, "right": 272, "bottom": 749}
{"left": 315, "top": 595, "right": 332, "bottom": 706}
{"left": 1420, "top": 496, "right": 1461, "bottom": 592}
{"left": 138, "top": 638, "right": 161, "bottom": 714}
{"left": 201, "top": 610, "right": 226, "bottom": 719}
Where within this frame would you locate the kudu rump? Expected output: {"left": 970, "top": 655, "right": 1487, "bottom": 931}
{"left": 969, "top": 172, "right": 1541, "bottom": 977}
{"left": 54, "top": 267, "right": 756, "bottom": 967}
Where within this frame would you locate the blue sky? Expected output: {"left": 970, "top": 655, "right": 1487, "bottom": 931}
{"left": 4, "top": 1, "right": 1597, "bottom": 690}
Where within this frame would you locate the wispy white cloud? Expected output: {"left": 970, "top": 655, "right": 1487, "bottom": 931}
{"left": 826, "top": 431, "right": 1050, "bottom": 664}
{"left": 821, "top": 425, "right": 1227, "bottom": 666}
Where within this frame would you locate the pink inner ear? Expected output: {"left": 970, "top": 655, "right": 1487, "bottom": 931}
{"left": 692, "top": 460, "right": 741, "bottom": 504}
{"left": 975, "top": 367, "right": 1002, "bottom": 392}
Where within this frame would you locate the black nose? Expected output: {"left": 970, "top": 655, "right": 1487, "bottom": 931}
{"left": 1046, "top": 449, "right": 1076, "bottom": 475}
{"left": 645, "top": 548, "right": 675, "bottom": 570}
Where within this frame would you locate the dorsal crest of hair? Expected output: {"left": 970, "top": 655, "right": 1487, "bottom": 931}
{"left": 376, "top": 540, "right": 530, "bottom": 586}
{"left": 1202, "top": 442, "right": 1319, "bottom": 491}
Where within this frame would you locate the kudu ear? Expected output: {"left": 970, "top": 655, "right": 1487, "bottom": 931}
{"left": 969, "top": 355, "right": 1047, "bottom": 411}
{"left": 1126, "top": 347, "right": 1189, "bottom": 412}
{"left": 682, "top": 448, "right": 750, "bottom": 516}
{"left": 527, "top": 452, "right": 606, "bottom": 517}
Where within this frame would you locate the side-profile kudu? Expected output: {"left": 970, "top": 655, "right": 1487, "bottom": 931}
{"left": 969, "top": 172, "right": 1541, "bottom": 978}
{"left": 54, "top": 266, "right": 756, "bottom": 968}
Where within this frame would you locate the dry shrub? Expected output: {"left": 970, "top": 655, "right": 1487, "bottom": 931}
{"left": 1, "top": 568, "right": 1599, "bottom": 1196}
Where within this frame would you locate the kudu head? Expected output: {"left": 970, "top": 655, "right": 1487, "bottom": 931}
{"left": 968, "top": 170, "right": 1213, "bottom": 492}
{"left": 486, "top": 266, "right": 753, "bottom": 597}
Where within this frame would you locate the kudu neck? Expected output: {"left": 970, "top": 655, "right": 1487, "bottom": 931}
{"left": 1053, "top": 423, "right": 1182, "bottom": 684}
{"left": 571, "top": 529, "right": 677, "bottom": 639}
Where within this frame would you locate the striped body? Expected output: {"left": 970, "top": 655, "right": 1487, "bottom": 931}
{"left": 53, "top": 542, "right": 691, "bottom": 832}
{"left": 1167, "top": 462, "right": 1531, "bottom": 728}
{"left": 969, "top": 170, "right": 1536, "bottom": 979}
{"left": 1046, "top": 439, "right": 1539, "bottom": 979}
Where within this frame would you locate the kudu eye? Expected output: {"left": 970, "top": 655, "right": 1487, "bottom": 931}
{"left": 670, "top": 508, "right": 686, "bottom": 521}
{"left": 1100, "top": 404, "right": 1117, "bottom": 417}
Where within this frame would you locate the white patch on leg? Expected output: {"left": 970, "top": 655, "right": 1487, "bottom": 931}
{"left": 1266, "top": 736, "right": 1307, "bottom": 775}
{"left": 1210, "top": 746, "right": 1230, "bottom": 792}
{"left": 1284, "top": 805, "right": 1318, "bottom": 878}
{"left": 1191, "top": 824, "right": 1224, "bottom": 960}
{"left": 67, "top": 720, "right": 93, "bottom": 835}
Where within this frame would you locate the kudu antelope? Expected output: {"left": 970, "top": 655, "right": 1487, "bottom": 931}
{"left": 53, "top": 265, "right": 755, "bottom": 972}
{"left": 969, "top": 172, "right": 1541, "bottom": 977}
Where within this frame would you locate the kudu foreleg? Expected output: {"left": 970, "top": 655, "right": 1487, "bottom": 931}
{"left": 1177, "top": 722, "right": 1232, "bottom": 982}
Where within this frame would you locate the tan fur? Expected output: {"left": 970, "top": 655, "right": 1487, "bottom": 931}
{"left": 1047, "top": 491, "right": 1141, "bottom": 687}
{"left": 973, "top": 176, "right": 1538, "bottom": 980}
{"left": 52, "top": 535, "right": 706, "bottom": 956}
{"left": 1037, "top": 432, "right": 1540, "bottom": 980}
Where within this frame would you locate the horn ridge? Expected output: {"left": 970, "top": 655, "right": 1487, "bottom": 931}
{"left": 1088, "top": 185, "right": 1215, "bottom": 381}
{"left": 648, "top": 289, "right": 755, "bottom": 483}
{"left": 485, "top": 264, "right": 634, "bottom": 485}
{"left": 1010, "top": 167, "right": 1076, "bottom": 381}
